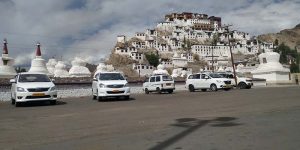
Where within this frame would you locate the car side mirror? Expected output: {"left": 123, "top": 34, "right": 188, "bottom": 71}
{"left": 93, "top": 78, "right": 97, "bottom": 81}
{"left": 10, "top": 79, "right": 16, "bottom": 83}
{"left": 51, "top": 79, "right": 55, "bottom": 82}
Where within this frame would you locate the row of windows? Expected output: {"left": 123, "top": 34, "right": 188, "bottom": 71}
{"left": 134, "top": 66, "right": 153, "bottom": 69}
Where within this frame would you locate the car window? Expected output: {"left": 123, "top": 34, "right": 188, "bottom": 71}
{"left": 150, "top": 77, "right": 155, "bottom": 82}
{"left": 188, "top": 75, "right": 194, "bottom": 79}
{"left": 201, "top": 74, "right": 206, "bottom": 79}
{"left": 99, "top": 73, "right": 125, "bottom": 80}
{"left": 156, "top": 76, "right": 161, "bottom": 82}
{"left": 18, "top": 74, "right": 51, "bottom": 82}
{"left": 194, "top": 74, "right": 200, "bottom": 79}
{"left": 228, "top": 74, "right": 234, "bottom": 78}
{"left": 209, "top": 73, "right": 223, "bottom": 78}
{"left": 162, "top": 75, "right": 173, "bottom": 81}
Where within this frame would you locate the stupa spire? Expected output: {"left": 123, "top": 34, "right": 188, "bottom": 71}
{"left": 3, "top": 39, "right": 8, "bottom": 54}
{"left": 36, "top": 42, "right": 41, "bottom": 57}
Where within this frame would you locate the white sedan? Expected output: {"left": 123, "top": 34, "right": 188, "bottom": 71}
{"left": 10, "top": 72, "right": 57, "bottom": 107}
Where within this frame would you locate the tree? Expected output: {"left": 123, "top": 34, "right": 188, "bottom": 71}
{"left": 145, "top": 53, "right": 159, "bottom": 67}
{"left": 274, "top": 39, "right": 279, "bottom": 46}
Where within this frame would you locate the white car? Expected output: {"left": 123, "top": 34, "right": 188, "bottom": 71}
{"left": 186, "top": 73, "right": 233, "bottom": 92}
{"left": 10, "top": 72, "right": 57, "bottom": 107}
{"left": 92, "top": 72, "right": 130, "bottom": 101}
{"left": 217, "top": 72, "right": 253, "bottom": 89}
{"left": 143, "top": 74, "right": 175, "bottom": 94}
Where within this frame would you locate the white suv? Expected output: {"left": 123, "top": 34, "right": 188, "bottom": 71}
{"left": 10, "top": 72, "right": 57, "bottom": 107}
{"left": 143, "top": 74, "right": 175, "bottom": 94}
{"left": 217, "top": 72, "right": 253, "bottom": 89}
{"left": 92, "top": 72, "right": 130, "bottom": 101}
{"left": 186, "top": 73, "right": 233, "bottom": 92}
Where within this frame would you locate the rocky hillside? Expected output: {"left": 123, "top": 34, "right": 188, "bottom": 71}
{"left": 258, "top": 24, "right": 300, "bottom": 51}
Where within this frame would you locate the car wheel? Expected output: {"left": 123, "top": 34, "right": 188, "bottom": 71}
{"left": 210, "top": 84, "right": 218, "bottom": 92}
{"left": 15, "top": 102, "right": 21, "bottom": 107}
{"left": 145, "top": 88, "right": 150, "bottom": 94}
{"left": 238, "top": 82, "right": 247, "bottom": 89}
{"left": 201, "top": 89, "right": 207, "bottom": 92}
{"left": 50, "top": 100, "right": 57, "bottom": 105}
{"left": 168, "top": 89, "right": 173, "bottom": 94}
{"left": 156, "top": 87, "right": 161, "bottom": 94}
{"left": 189, "top": 85, "right": 195, "bottom": 92}
{"left": 246, "top": 85, "right": 251, "bottom": 89}
{"left": 92, "top": 90, "right": 97, "bottom": 100}
{"left": 124, "top": 96, "right": 130, "bottom": 100}
{"left": 11, "top": 94, "right": 15, "bottom": 105}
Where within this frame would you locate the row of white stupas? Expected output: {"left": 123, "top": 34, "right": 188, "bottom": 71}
{"left": 0, "top": 39, "right": 91, "bottom": 78}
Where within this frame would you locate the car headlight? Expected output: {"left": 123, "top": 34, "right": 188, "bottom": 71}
{"left": 99, "top": 83, "right": 106, "bottom": 88}
{"left": 17, "top": 87, "right": 26, "bottom": 92}
{"left": 50, "top": 86, "right": 56, "bottom": 91}
{"left": 216, "top": 80, "right": 222, "bottom": 83}
{"left": 124, "top": 83, "right": 129, "bottom": 87}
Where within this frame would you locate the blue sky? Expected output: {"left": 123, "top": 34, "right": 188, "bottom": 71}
{"left": 0, "top": 0, "right": 299, "bottom": 65}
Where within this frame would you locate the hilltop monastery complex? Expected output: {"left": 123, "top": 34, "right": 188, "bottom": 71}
{"left": 112, "top": 12, "right": 275, "bottom": 76}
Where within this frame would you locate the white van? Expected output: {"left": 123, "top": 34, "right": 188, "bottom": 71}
{"left": 186, "top": 72, "right": 232, "bottom": 92}
{"left": 143, "top": 74, "right": 175, "bottom": 94}
{"left": 92, "top": 72, "right": 130, "bottom": 101}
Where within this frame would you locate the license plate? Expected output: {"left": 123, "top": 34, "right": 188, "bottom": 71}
{"left": 112, "top": 90, "right": 119, "bottom": 93}
{"left": 32, "top": 93, "right": 45, "bottom": 96}
{"left": 166, "top": 83, "right": 171, "bottom": 86}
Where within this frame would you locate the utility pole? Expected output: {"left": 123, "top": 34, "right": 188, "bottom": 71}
{"left": 224, "top": 25, "right": 238, "bottom": 87}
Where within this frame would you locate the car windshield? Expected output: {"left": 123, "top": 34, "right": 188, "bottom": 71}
{"left": 18, "top": 74, "right": 51, "bottom": 82}
{"left": 209, "top": 73, "right": 223, "bottom": 78}
{"left": 162, "top": 75, "right": 173, "bottom": 81}
{"left": 99, "top": 73, "right": 125, "bottom": 80}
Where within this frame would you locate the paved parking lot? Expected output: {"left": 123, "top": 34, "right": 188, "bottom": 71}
{"left": 0, "top": 86, "right": 300, "bottom": 150}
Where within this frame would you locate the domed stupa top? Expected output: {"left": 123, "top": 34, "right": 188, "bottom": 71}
{"left": 54, "top": 61, "right": 69, "bottom": 78}
{"left": 69, "top": 57, "right": 91, "bottom": 77}
{"left": 46, "top": 58, "right": 57, "bottom": 75}
{"left": 0, "top": 39, "right": 17, "bottom": 78}
{"left": 28, "top": 42, "right": 50, "bottom": 75}
{"left": 153, "top": 64, "right": 169, "bottom": 75}
{"left": 252, "top": 52, "right": 289, "bottom": 74}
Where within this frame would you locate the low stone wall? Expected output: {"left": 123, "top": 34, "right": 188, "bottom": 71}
{"left": 0, "top": 83, "right": 187, "bottom": 101}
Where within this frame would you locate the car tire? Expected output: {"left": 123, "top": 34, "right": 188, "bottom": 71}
{"left": 201, "top": 89, "right": 207, "bottom": 92}
{"left": 92, "top": 90, "right": 97, "bottom": 100}
{"left": 156, "top": 87, "right": 161, "bottom": 94}
{"left": 11, "top": 94, "right": 15, "bottom": 105}
{"left": 189, "top": 85, "right": 195, "bottom": 92}
{"left": 238, "top": 82, "right": 247, "bottom": 89}
{"left": 246, "top": 85, "right": 252, "bottom": 89}
{"left": 210, "top": 84, "right": 218, "bottom": 92}
{"left": 168, "top": 89, "right": 173, "bottom": 94}
{"left": 124, "top": 96, "right": 130, "bottom": 100}
{"left": 15, "top": 102, "right": 21, "bottom": 107}
{"left": 145, "top": 88, "right": 150, "bottom": 94}
{"left": 50, "top": 100, "right": 57, "bottom": 105}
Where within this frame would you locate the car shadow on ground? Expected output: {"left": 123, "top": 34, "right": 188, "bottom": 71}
{"left": 148, "top": 117, "right": 243, "bottom": 150}
{"left": 16, "top": 100, "right": 67, "bottom": 107}
{"left": 97, "top": 97, "right": 136, "bottom": 102}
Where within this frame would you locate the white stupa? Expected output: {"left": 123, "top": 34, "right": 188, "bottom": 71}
{"left": 28, "top": 42, "right": 50, "bottom": 75}
{"left": 153, "top": 64, "right": 169, "bottom": 75}
{"left": 251, "top": 52, "right": 290, "bottom": 82}
{"left": 46, "top": 58, "right": 57, "bottom": 75}
{"left": 54, "top": 61, "right": 69, "bottom": 78}
{"left": 68, "top": 57, "right": 91, "bottom": 77}
{"left": 0, "top": 39, "right": 17, "bottom": 78}
{"left": 93, "top": 63, "right": 115, "bottom": 77}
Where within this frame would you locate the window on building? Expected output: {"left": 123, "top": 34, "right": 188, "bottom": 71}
{"left": 263, "top": 58, "right": 267, "bottom": 63}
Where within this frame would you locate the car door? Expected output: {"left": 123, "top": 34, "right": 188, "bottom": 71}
{"left": 193, "top": 74, "right": 201, "bottom": 89}
{"left": 149, "top": 76, "right": 156, "bottom": 91}
{"left": 201, "top": 74, "right": 211, "bottom": 88}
